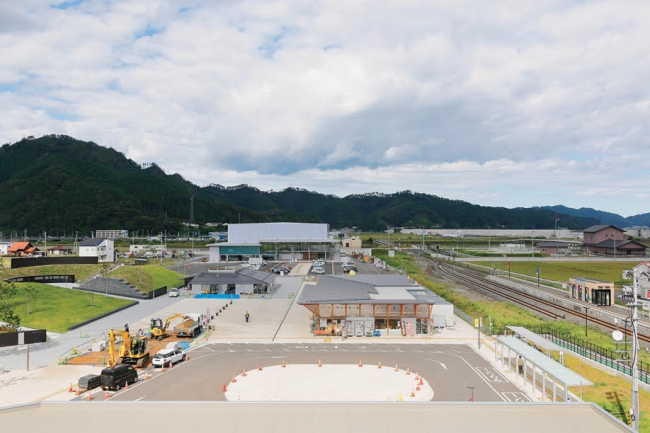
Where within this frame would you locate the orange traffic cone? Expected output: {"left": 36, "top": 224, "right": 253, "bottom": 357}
{"left": 145, "top": 373, "right": 150, "bottom": 380}
{"left": 377, "top": 362, "right": 382, "bottom": 369}
{"left": 281, "top": 360, "right": 286, "bottom": 368}
{"left": 394, "top": 364, "right": 399, "bottom": 372}
{"left": 222, "top": 384, "right": 227, "bottom": 392}
{"left": 186, "top": 355, "right": 190, "bottom": 361}
{"left": 406, "top": 368, "right": 411, "bottom": 376}
{"left": 419, "top": 377, "right": 423, "bottom": 386}
{"left": 416, "top": 384, "right": 421, "bottom": 391}
{"left": 75, "top": 389, "right": 81, "bottom": 396}
{"left": 318, "top": 359, "right": 322, "bottom": 367}
{"left": 68, "top": 383, "right": 73, "bottom": 393}
{"left": 358, "top": 359, "right": 363, "bottom": 367}
{"left": 231, "top": 375, "right": 237, "bottom": 383}
{"left": 86, "top": 392, "right": 93, "bottom": 401}
{"left": 410, "top": 389, "right": 415, "bottom": 398}
{"left": 125, "top": 381, "right": 129, "bottom": 390}
{"left": 161, "top": 364, "right": 165, "bottom": 373}
{"left": 169, "top": 361, "right": 173, "bottom": 369}
{"left": 415, "top": 373, "right": 419, "bottom": 381}
{"left": 242, "top": 368, "right": 247, "bottom": 377}
{"left": 258, "top": 364, "right": 263, "bottom": 371}
{"left": 104, "top": 390, "right": 110, "bottom": 400}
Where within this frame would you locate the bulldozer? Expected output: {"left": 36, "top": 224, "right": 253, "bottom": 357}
{"left": 108, "top": 329, "right": 150, "bottom": 368}
{"left": 149, "top": 313, "right": 189, "bottom": 339}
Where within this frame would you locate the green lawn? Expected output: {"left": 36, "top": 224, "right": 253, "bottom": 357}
{"left": 0, "top": 263, "right": 104, "bottom": 283}
{"left": 108, "top": 264, "right": 184, "bottom": 292}
{"left": 500, "top": 261, "right": 634, "bottom": 286}
{"left": 9, "top": 283, "right": 133, "bottom": 333}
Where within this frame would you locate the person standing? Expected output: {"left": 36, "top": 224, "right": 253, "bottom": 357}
{"left": 245, "top": 311, "right": 250, "bottom": 323}
{"left": 517, "top": 356, "right": 524, "bottom": 374}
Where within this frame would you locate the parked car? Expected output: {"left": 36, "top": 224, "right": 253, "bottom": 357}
{"left": 168, "top": 287, "right": 180, "bottom": 298}
{"left": 311, "top": 266, "right": 325, "bottom": 274}
{"left": 343, "top": 265, "right": 357, "bottom": 273}
{"left": 100, "top": 364, "right": 138, "bottom": 391}
{"left": 151, "top": 348, "right": 186, "bottom": 368}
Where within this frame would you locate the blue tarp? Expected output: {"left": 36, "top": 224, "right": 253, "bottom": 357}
{"left": 194, "top": 294, "right": 241, "bottom": 299}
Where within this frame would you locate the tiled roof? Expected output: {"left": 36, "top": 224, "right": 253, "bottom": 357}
{"left": 588, "top": 239, "right": 646, "bottom": 249}
{"left": 583, "top": 224, "right": 624, "bottom": 233}
{"left": 297, "top": 275, "right": 435, "bottom": 305}
{"left": 189, "top": 269, "right": 276, "bottom": 285}
{"left": 80, "top": 238, "right": 106, "bottom": 247}
{"left": 8, "top": 242, "right": 31, "bottom": 252}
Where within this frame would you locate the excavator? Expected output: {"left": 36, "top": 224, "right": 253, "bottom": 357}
{"left": 149, "top": 313, "right": 189, "bottom": 339}
{"left": 108, "top": 329, "right": 150, "bottom": 368}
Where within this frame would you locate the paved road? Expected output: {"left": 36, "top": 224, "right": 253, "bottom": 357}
{"left": 103, "top": 343, "right": 529, "bottom": 403}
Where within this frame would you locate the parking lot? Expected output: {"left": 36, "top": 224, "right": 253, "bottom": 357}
{"left": 99, "top": 343, "right": 529, "bottom": 402}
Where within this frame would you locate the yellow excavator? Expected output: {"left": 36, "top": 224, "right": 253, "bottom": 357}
{"left": 108, "top": 329, "right": 150, "bottom": 368}
{"left": 149, "top": 313, "right": 188, "bottom": 339}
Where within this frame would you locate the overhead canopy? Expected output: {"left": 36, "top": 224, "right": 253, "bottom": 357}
{"left": 507, "top": 326, "right": 568, "bottom": 353}
{"left": 496, "top": 335, "right": 593, "bottom": 387}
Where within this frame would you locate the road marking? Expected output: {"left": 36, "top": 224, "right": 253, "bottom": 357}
{"left": 425, "top": 358, "right": 448, "bottom": 370}
{"left": 475, "top": 367, "right": 508, "bottom": 383}
{"left": 135, "top": 396, "right": 146, "bottom": 401}
{"left": 502, "top": 392, "right": 530, "bottom": 402}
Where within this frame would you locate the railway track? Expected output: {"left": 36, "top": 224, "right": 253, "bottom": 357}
{"left": 428, "top": 258, "right": 650, "bottom": 345}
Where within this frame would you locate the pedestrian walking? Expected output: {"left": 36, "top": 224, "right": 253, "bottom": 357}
{"left": 245, "top": 311, "right": 250, "bottom": 323}
{"left": 124, "top": 323, "right": 129, "bottom": 334}
{"left": 517, "top": 356, "right": 524, "bottom": 374}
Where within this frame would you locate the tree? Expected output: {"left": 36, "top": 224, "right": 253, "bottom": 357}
{"left": 0, "top": 281, "right": 17, "bottom": 306}
{"left": 24, "top": 284, "right": 39, "bottom": 315}
{"left": 0, "top": 305, "right": 21, "bottom": 332}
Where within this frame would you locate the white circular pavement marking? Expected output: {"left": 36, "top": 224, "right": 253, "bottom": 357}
{"left": 224, "top": 364, "right": 434, "bottom": 401}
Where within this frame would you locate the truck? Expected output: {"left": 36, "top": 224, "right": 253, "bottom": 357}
{"left": 173, "top": 318, "right": 200, "bottom": 337}
{"left": 186, "top": 312, "right": 205, "bottom": 330}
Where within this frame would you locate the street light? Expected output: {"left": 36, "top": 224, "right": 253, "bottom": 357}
{"left": 467, "top": 385, "right": 475, "bottom": 402}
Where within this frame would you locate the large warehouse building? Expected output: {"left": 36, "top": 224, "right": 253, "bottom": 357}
{"left": 207, "top": 223, "right": 338, "bottom": 263}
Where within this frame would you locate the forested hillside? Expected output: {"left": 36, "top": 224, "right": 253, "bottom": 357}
{"left": 0, "top": 135, "right": 603, "bottom": 235}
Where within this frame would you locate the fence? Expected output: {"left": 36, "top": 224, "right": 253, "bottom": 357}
{"left": 530, "top": 325, "right": 650, "bottom": 384}
{"left": 0, "top": 329, "right": 47, "bottom": 348}
{"left": 148, "top": 286, "right": 168, "bottom": 299}
{"left": 4, "top": 274, "right": 75, "bottom": 284}
{"left": 11, "top": 257, "right": 98, "bottom": 269}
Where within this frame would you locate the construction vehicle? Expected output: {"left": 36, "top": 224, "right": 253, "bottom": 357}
{"left": 108, "top": 329, "right": 150, "bottom": 368}
{"left": 150, "top": 313, "right": 189, "bottom": 339}
{"left": 174, "top": 317, "right": 200, "bottom": 337}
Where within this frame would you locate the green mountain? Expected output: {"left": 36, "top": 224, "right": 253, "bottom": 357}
{"left": 0, "top": 135, "right": 600, "bottom": 235}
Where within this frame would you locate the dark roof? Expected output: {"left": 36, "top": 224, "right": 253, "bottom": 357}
{"left": 587, "top": 239, "right": 646, "bottom": 250}
{"left": 189, "top": 269, "right": 276, "bottom": 285}
{"left": 583, "top": 225, "right": 625, "bottom": 233}
{"left": 536, "top": 241, "right": 575, "bottom": 248}
{"left": 297, "top": 275, "right": 435, "bottom": 305}
{"left": 80, "top": 238, "right": 107, "bottom": 247}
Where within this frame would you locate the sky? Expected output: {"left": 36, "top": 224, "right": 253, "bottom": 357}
{"left": 1, "top": 1, "right": 649, "bottom": 217}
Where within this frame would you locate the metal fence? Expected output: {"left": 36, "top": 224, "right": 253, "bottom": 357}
{"left": 530, "top": 325, "right": 650, "bottom": 384}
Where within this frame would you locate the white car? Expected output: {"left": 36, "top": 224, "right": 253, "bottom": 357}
{"left": 168, "top": 287, "right": 180, "bottom": 298}
{"left": 311, "top": 266, "right": 325, "bottom": 274}
{"left": 151, "top": 348, "right": 186, "bottom": 368}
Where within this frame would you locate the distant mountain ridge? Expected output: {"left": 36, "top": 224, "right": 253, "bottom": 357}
{"left": 542, "top": 205, "right": 650, "bottom": 227}
{"left": 0, "top": 135, "right": 644, "bottom": 234}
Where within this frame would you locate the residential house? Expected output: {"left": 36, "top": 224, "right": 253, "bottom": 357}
{"left": 582, "top": 225, "right": 646, "bottom": 256}
{"left": 79, "top": 238, "right": 115, "bottom": 262}
{"left": 7, "top": 242, "right": 39, "bottom": 257}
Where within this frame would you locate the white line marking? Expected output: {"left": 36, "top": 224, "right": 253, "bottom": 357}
{"left": 135, "top": 396, "right": 146, "bottom": 401}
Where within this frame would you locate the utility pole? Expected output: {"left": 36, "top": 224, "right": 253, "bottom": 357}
{"left": 631, "top": 269, "right": 640, "bottom": 431}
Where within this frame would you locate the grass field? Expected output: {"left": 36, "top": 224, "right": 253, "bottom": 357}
{"left": 8, "top": 283, "right": 133, "bottom": 333}
{"left": 0, "top": 263, "right": 103, "bottom": 282}
{"left": 495, "top": 261, "right": 634, "bottom": 286}
{"left": 109, "top": 264, "right": 184, "bottom": 292}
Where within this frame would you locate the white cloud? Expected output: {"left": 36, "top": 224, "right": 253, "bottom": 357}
{"left": 1, "top": 0, "right": 649, "bottom": 216}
